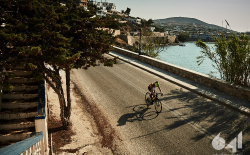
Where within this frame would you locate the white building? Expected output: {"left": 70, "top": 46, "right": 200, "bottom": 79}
{"left": 97, "top": 2, "right": 106, "bottom": 11}
{"left": 189, "top": 33, "right": 199, "bottom": 39}
{"left": 148, "top": 27, "right": 155, "bottom": 32}
{"left": 88, "top": 1, "right": 116, "bottom": 11}
{"left": 199, "top": 33, "right": 212, "bottom": 40}
{"left": 125, "top": 18, "right": 141, "bottom": 25}
{"left": 96, "top": 10, "right": 106, "bottom": 17}
{"left": 88, "top": 0, "right": 97, "bottom": 5}
{"left": 108, "top": 3, "right": 116, "bottom": 11}
{"left": 88, "top": 1, "right": 117, "bottom": 17}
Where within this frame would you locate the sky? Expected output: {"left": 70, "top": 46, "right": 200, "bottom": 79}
{"left": 110, "top": 0, "right": 250, "bottom": 32}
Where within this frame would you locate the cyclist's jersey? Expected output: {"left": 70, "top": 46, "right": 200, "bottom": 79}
{"left": 148, "top": 83, "right": 156, "bottom": 92}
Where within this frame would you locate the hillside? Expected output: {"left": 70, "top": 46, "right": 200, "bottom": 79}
{"left": 154, "top": 17, "right": 229, "bottom": 31}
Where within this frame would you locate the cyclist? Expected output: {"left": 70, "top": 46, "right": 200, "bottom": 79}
{"left": 148, "top": 81, "right": 163, "bottom": 102}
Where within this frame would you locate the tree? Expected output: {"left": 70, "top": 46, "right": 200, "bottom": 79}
{"left": 178, "top": 32, "right": 189, "bottom": 42}
{"left": 103, "top": 16, "right": 120, "bottom": 30}
{"left": 140, "top": 18, "right": 147, "bottom": 27}
{"left": 124, "top": 7, "right": 131, "bottom": 16}
{"left": 0, "top": 0, "right": 117, "bottom": 127}
{"left": 196, "top": 33, "right": 250, "bottom": 87}
{"left": 154, "top": 26, "right": 165, "bottom": 32}
{"left": 106, "top": 6, "right": 111, "bottom": 12}
{"left": 133, "top": 28, "right": 167, "bottom": 58}
{"left": 146, "top": 19, "right": 154, "bottom": 27}
{"left": 88, "top": 4, "right": 98, "bottom": 11}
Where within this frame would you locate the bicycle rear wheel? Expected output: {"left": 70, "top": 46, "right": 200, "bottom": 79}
{"left": 145, "top": 92, "right": 151, "bottom": 106}
{"left": 154, "top": 99, "right": 162, "bottom": 113}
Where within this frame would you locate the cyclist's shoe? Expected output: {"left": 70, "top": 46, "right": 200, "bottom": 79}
{"left": 151, "top": 97, "right": 155, "bottom": 105}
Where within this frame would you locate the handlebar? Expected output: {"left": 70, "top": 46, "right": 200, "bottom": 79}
{"left": 155, "top": 93, "right": 163, "bottom": 97}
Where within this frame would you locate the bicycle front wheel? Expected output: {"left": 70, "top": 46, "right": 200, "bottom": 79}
{"left": 154, "top": 99, "right": 162, "bottom": 113}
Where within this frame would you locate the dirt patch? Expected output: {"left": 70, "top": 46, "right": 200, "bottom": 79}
{"left": 115, "top": 37, "right": 128, "bottom": 48}
{"left": 72, "top": 82, "right": 121, "bottom": 154}
{"left": 48, "top": 105, "right": 75, "bottom": 154}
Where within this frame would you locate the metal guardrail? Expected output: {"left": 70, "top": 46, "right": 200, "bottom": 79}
{"left": 0, "top": 132, "right": 43, "bottom": 155}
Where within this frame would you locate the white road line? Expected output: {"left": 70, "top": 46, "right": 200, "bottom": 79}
{"left": 105, "top": 67, "right": 146, "bottom": 94}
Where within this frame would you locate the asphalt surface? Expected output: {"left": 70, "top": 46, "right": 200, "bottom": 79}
{"left": 72, "top": 54, "right": 250, "bottom": 155}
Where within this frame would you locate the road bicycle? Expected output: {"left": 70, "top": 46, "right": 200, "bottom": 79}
{"left": 145, "top": 92, "right": 162, "bottom": 113}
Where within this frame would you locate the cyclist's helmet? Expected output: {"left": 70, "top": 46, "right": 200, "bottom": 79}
{"left": 154, "top": 81, "right": 159, "bottom": 87}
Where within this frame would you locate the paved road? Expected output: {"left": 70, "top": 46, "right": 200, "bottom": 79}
{"left": 72, "top": 57, "right": 250, "bottom": 155}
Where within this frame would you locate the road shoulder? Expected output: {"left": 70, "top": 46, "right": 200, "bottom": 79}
{"left": 47, "top": 71, "right": 114, "bottom": 154}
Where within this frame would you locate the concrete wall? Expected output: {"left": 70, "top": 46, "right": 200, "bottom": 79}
{"left": 113, "top": 30, "right": 120, "bottom": 36}
{"left": 153, "top": 32, "right": 165, "bottom": 37}
{"left": 167, "top": 36, "right": 177, "bottom": 43}
{"left": 119, "top": 21, "right": 127, "bottom": 23}
{"left": 112, "top": 46, "right": 250, "bottom": 102}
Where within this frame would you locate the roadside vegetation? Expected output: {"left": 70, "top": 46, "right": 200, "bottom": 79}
{"left": 196, "top": 33, "right": 250, "bottom": 87}
{"left": 178, "top": 32, "right": 189, "bottom": 42}
{"left": 118, "top": 18, "right": 168, "bottom": 58}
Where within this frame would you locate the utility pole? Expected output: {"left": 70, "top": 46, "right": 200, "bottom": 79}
{"left": 139, "top": 27, "right": 142, "bottom": 55}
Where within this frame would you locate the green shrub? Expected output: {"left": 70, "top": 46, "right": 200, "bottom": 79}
{"left": 196, "top": 33, "right": 250, "bottom": 87}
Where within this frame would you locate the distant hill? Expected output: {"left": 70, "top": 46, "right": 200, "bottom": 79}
{"left": 153, "top": 17, "right": 229, "bottom": 31}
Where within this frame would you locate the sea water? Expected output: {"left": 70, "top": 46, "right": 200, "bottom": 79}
{"left": 158, "top": 42, "right": 220, "bottom": 78}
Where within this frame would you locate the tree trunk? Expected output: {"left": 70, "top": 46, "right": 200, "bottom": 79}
{"left": 57, "top": 92, "right": 66, "bottom": 126}
{"left": 64, "top": 69, "right": 71, "bottom": 126}
{"left": 54, "top": 68, "right": 69, "bottom": 127}
{"left": 44, "top": 67, "right": 71, "bottom": 127}
{"left": 55, "top": 78, "right": 69, "bottom": 127}
{"left": 244, "top": 71, "right": 248, "bottom": 87}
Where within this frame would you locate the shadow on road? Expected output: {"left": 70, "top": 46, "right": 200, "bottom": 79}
{"left": 161, "top": 88, "right": 250, "bottom": 154}
{"left": 117, "top": 104, "right": 159, "bottom": 126}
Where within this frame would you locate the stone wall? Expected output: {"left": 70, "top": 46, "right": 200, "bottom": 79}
{"left": 113, "top": 30, "right": 120, "bottom": 36}
{"left": 112, "top": 46, "right": 250, "bottom": 102}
